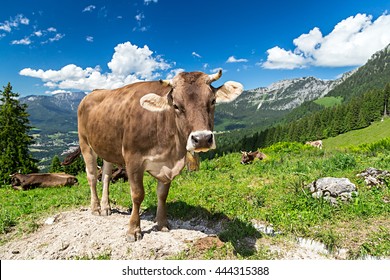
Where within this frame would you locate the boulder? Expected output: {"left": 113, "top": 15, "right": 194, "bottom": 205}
{"left": 306, "top": 177, "right": 358, "bottom": 206}
{"left": 356, "top": 167, "right": 390, "bottom": 188}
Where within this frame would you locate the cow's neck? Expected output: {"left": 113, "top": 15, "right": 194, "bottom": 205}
{"left": 157, "top": 111, "right": 188, "bottom": 160}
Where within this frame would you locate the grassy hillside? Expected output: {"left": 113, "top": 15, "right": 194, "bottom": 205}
{"left": 323, "top": 118, "right": 390, "bottom": 149}
{"left": 314, "top": 96, "right": 343, "bottom": 108}
{"left": 1, "top": 138, "right": 389, "bottom": 259}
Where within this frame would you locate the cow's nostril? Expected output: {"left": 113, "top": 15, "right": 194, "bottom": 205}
{"left": 192, "top": 135, "right": 199, "bottom": 144}
{"left": 207, "top": 134, "right": 213, "bottom": 144}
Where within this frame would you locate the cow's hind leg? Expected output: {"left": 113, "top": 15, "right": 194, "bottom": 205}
{"left": 156, "top": 181, "right": 171, "bottom": 232}
{"left": 126, "top": 168, "right": 144, "bottom": 242}
{"left": 81, "top": 145, "right": 100, "bottom": 215}
{"left": 101, "top": 160, "right": 113, "bottom": 216}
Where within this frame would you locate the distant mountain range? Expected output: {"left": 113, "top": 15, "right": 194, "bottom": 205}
{"left": 21, "top": 91, "right": 85, "bottom": 134}
{"left": 215, "top": 43, "right": 390, "bottom": 131}
{"left": 214, "top": 71, "right": 354, "bottom": 131}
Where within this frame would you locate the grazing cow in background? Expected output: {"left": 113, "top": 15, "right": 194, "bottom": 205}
{"left": 240, "top": 151, "right": 267, "bottom": 164}
{"left": 77, "top": 70, "right": 243, "bottom": 241}
{"left": 11, "top": 173, "right": 78, "bottom": 190}
{"left": 305, "top": 140, "right": 323, "bottom": 149}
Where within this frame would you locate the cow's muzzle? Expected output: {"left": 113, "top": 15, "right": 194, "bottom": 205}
{"left": 186, "top": 130, "right": 216, "bottom": 152}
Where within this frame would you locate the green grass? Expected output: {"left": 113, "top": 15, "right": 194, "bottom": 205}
{"left": 314, "top": 96, "right": 343, "bottom": 108}
{"left": 323, "top": 118, "right": 390, "bottom": 149}
{"left": 1, "top": 133, "right": 390, "bottom": 259}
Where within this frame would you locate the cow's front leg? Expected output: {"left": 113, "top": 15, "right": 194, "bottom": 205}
{"left": 127, "top": 170, "right": 144, "bottom": 242}
{"left": 156, "top": 181, "right": 171, "bottom": 232}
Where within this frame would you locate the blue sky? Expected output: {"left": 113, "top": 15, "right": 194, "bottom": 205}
{"left": 1, "top": 0, "right": 389, "bottom": 96}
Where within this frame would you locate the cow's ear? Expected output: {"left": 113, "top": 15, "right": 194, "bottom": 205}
{"left": 215, "top": 81, "right": 244, "bottom": 104}
{"left": 140, "top": 93, "right": 171, "bottom": 112}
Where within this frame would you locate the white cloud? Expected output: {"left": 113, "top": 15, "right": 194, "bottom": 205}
{"left": 135, "top": 13, "right": 144, "bottom": 22}
{"left": 262, "top": 13, "right": 390, "bottom": 69}
{"left": 226, "top": 56, "right": 248, "bottom": 63}
{"left": 0, "top": 14, "right": 29, "bottom": 33}
{"left": 82, "top": 5, "right": 96, "bottom": 12}
{"left": 262, "top": 46, "right": 308, "bottom": 69}
{"left": 41, "top": 33, "right": 64, "bottom": 44}
{"left": 0, "top": 23, "right": 11, "bottom": 32}
{"left": 11, "top": 37, "right": 32, "bottom": 45}
{"left": 20, "top": 41, "right": 172, "bottom": 92}
{"left": 166, "top": 68, "right": 185, "bottom": 79}
{"left": 45, "top": 89, "right": 72, "bottom": 95}
{"left": 292, "top": 27, "right": 322, "bottom": 56}
{"left": 107, "top": 41, "right": 169, "bottom": 79}
{"left": 192, "top": 52, "right": 202, "bottom": 58}
{"left": 19, "top": 15, "right": 29, "bottom": 25}
{"left": 86, "top": 36, "right": 94, "bottom": 42}
{"left": 144, "top": 0, "right": 158, "bottom": 5}
{"left": 133, "top": 11, "right": 148, "bottom": 32}
{"left": 34, "top": 30, "right": 43, "bottom": 37}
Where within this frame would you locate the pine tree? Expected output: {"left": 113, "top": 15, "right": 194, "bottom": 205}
{"left": 0, "top": 83, "right": 38, "bottom": 184}
{"left": 49, "top": 155, "right": 63, "bottom": 173}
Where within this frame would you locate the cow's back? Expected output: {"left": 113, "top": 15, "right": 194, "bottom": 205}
{"left": 78, "top": 81, "right": 172, "bottom": 164}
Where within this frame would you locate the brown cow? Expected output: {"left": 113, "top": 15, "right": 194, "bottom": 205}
{"left": 78, "top": 70, "right": 243, "bottom": 241}
{"left": 240, "top": 151, "right": 267, "bottom": 164}
{"left": 11, "top": 173, "right": 78, "bottom": 190}
{"left": 305, "top": 140, "right": 323, "bottom": 149}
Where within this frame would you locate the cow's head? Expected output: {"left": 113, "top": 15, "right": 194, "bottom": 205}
{"left": 140, "top": 70, "right": 243, "bottom": 152}
{"left": 240, "top": 151, "right": 251, "bottom": 164}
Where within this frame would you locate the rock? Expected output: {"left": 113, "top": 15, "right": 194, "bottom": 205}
{"left": 306, "top": 177, "right": 358, "bottom": 206}
{"left": 356, "top": 167, "right": 390, "bottom": 188}
{"left": 251, "top": 220, "right": 281, "bottom": 236}
{"left": 44, "top": 214, "right": 60, "bottom": 225}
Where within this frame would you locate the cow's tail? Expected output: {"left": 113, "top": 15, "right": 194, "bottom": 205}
{"left": 61, "top": 146, "right": 81, "bottom": 165}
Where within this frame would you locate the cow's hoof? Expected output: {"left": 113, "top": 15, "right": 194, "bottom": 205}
{"left": 91, "top": 209, "right": 101, "bottom": 216}
{"left": 160, "top": 226, "right": 169, "bottom": 232}
{"left": 126, "top": 232, "right": 143, "bottom": 242}
{"left": 101, "top": 208, "right": 112, "bottom": 216}
{"left": 156, "top": 224, "right": 170, "bottom": 232}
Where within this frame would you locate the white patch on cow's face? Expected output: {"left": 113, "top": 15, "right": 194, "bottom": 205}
{"left": 215, "top": 81, "right": 244, "bottom": 104}
{"left": 140, "top": 93, "right": 170, "bottom": 112}
{"left": 186, "top": 130, "right": 216, "bottom": 152}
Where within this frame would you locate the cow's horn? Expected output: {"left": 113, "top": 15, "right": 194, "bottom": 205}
{"left": 159, "top": 79, "right": 172, "bottom": 87}
{"left": 208, "top": 69, "right": 222, "bottom": 83}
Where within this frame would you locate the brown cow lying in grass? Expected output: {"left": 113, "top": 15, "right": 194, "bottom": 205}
{"left": 11, "top": 173, "right": 78, "bottom": 190}
{"left": 240, "top": 151, "right": 267, "bottom": 164}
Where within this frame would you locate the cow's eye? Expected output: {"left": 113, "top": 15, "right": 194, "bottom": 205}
{"left": 173, "top": 103, "right": 185, "bottom": 113}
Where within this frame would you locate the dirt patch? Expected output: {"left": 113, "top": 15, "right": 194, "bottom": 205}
{"left": 193, "top": 236, "right": 225, "bottom": 251}
{"left": 0, "top": 208, "right": 218, "bottom": 260}
{"left": 1, "top": 208, "right": 387, "bottom": 260}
